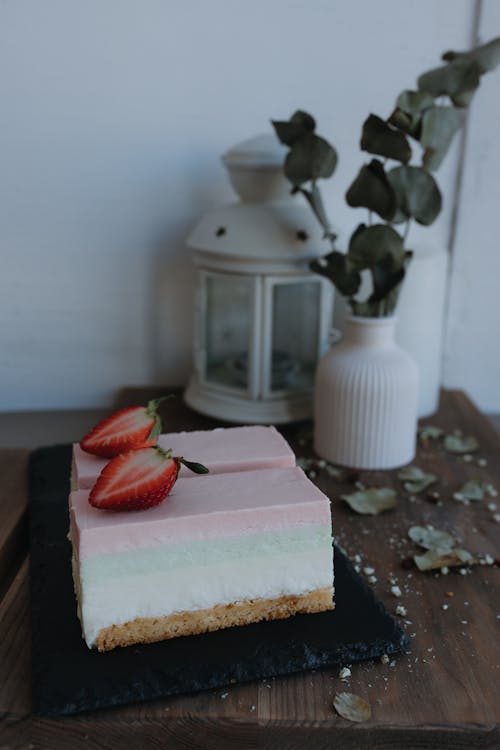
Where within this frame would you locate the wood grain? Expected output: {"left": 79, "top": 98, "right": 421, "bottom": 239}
{"left": 0, "top": 557, "right": 31, "bottom": 716}
{"left": 0, "top": 390, "right": 499, "bottom": 749}
{"left": 0, "top": 449, "right": 29, "bottom": 598}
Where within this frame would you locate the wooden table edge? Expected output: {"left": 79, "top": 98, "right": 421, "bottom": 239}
{"left": 1, "top": 712, "right": 498, "bottom": 750}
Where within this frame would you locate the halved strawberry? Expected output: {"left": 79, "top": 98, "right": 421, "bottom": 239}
{"left": 80, "top": 396, "right": 173, "bottom": 458}
{"left": 88, "top": 446, "right": 209, "bottom": 511}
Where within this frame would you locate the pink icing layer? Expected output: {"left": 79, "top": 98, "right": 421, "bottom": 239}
{"left": 73, "top": 425, "right": 295, "bottom": 490}
{"left": 70, "top": 467, "right": 331, "bottom": 559}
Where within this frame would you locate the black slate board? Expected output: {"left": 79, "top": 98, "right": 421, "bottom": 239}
{"left": 29, "top": 445, "right": 408, "bottom": 716}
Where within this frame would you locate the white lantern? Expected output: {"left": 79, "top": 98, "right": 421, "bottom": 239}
{"left": 184, "top": 134, "right": 334, "bottom": 424}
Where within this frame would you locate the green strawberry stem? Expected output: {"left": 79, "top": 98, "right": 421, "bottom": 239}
{"left": 147, "top": 394, "right": 175, "bottom": 413}
{"left": 146, "top": 394, "right": 176, "bottom": 440}
{"left": 153, "top": 447, "right": 208, "bottom": 475}
{"left": 179, "top": 458, "right": 209, "bottom": 474}
{"left": 155, "top": 446, "right": 173, "bottom": 459}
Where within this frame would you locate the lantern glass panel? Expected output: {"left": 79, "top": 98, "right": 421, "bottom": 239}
{"left": 205, "top": 274, "right": 252, "bottom": 390}
{"left": 270, "top": 280, "right": 320, "bottom": 392}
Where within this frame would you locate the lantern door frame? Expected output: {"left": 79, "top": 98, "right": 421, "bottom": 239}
{"left": 195, "top": 269, "right": 262, "bottom": 400}
{"left": 260, "top": 274, "right": 333, "bottom": 401}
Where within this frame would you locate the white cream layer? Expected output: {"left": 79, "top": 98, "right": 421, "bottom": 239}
{"left": 76, "top": 546, "right": 333, "bottom": 647}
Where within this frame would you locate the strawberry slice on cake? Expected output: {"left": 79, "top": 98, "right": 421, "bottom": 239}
{"left": 89, "top": 447, "right": 208, "bottom": 511}
{"left": 80, "top": 396, "right": 173, "bottom": 458}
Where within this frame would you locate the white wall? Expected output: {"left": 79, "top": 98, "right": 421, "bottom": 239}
{"left": 0, "top": 0, "right": 490, "bottom": 411}
{"left": 442, "top": 0, "right": 500, "bottom": 412}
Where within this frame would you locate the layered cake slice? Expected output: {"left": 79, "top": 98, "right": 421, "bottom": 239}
{"left": 72, "top": 425, "right": 296, "bottom": 490}
{"left": 69, "top": 466, "right": 334, "bottom": 651}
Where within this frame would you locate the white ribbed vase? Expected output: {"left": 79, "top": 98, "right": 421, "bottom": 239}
{"left": 314, "top": 315, "right": 418, "bottom": 469}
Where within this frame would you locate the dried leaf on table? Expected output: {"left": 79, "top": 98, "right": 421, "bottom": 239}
{"left": 326, "top": 464, "right": 345, "bottom": 479}
{"left": 444, "top": 434, "right": 479, "bottom": 454}
{"left": 398, "top": 466, "right": 437, "bottom": 493}
{"left": 333, "top": 692, "right": 372, "bottom": 722}
{"left": 414, "top": 547, "right": 474, "bottom": 571}
{"left": 408, "top": 525, "right": 455, "bottom": 551}
{"left": 297, "top": 457, "right": 313, "bottom": 470}
{"left": 341, "top": 487, "right": 397, "bottom": 515}
{"left": 419, "top": 424, "right": 444, "bottom": 442}
{"left": 453, "top": 479, "right": 488, "bottom": 502}
{"left": 408, "top": 524, "right": 475, "bottom": 572}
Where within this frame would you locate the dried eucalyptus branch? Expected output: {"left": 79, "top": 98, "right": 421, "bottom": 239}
{"left": 272, "top": 36, "right": 500, "bottom": 318}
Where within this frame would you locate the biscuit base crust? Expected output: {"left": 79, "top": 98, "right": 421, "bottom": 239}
{"left": 94, "top": 586, "right": 334, "bottom": 652}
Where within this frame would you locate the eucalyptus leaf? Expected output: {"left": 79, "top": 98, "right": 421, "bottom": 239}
{"left": 341, "top": 487, "right": 397, "bottom": 515}
{"left": 348, "top": 223, "right": 405, "bottom": 270}
{"left": 284, "top": 132, "right": 337, "bottom": 185}
{"left": 408, "top": 525, "right": 455, "bottom": 552}
{"left": 450, "top": 89, "right": 477, "bottom": 108}
{"left": 350, "top": 299, "right": 380, "bottom": 317}
{"left": 349, "top": 222, "right": 366, "bottom": 247}
{"left": 396, "top": 89, "right": 435, "bottom": 115}
{"left": 360, "top": 114, "right": 411, "bottom": 163}
{"left": 414, "top": 547, "right": 473, "bottom": 572}
{"left": 345, "top": 159, "right": 397, "bottom": 221}
{"left": 388, "top": 108, "right": 421, "bottom": 140}
{"left": 444, "top": 434, "right": 479, "bottom": 454}
{"left": 333, "top": 692, "right": 372, "bottom": 723}
{"left": 272, "top": 110, "right": 316, "bottom": 146}
{"left": 369, "top": 251, "right": 411, "bottom": 304}
{"left": 453, "top": 479, "right": 487, "bottom": 502}
{"left": 398, "top": 466, "right": 437, "bottom": 494}
{"left": 418, "top": 424, "right": 444, "bottom": 441}
{"left": 420, "top": 106, "right": 465, "bottom": 171}
{"left": 442, "top": 36, "right": 500, "bottom": 74}
{"left": 310, "top": 251, "right": 361, "bottom": 297}
{"left": 418, "top": 59, "right": 482, "bottom": 100}
{"left": 388, "top": 90, "right": 434, "bottom": 141}
{"left": 387, "top": 165, "right": 442, "bottom": 225}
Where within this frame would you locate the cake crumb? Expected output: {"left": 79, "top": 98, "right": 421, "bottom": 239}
{"left": 339, "top": 667, "right": 351, "bottom": 680}
{"left": 442, "top": 603, "right": 449, "bottom": 611}
{"left": 363, "top": 566, "right": 375, "bottom": 576}
{"left": 391, "top": 585, "right": 402, "bottom": 597}
{"left": 367, "top": 575, "right": 377, "bottom": 584}
{"left": 396, "top": 604, "right": 407, "bottom": 617}
{"left": 380, "top": 654, "right": 389, "bottom": 664}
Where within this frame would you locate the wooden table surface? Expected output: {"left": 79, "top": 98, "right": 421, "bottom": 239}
{"left": 0, "top": 389, "right": 499, "bottom": 749}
